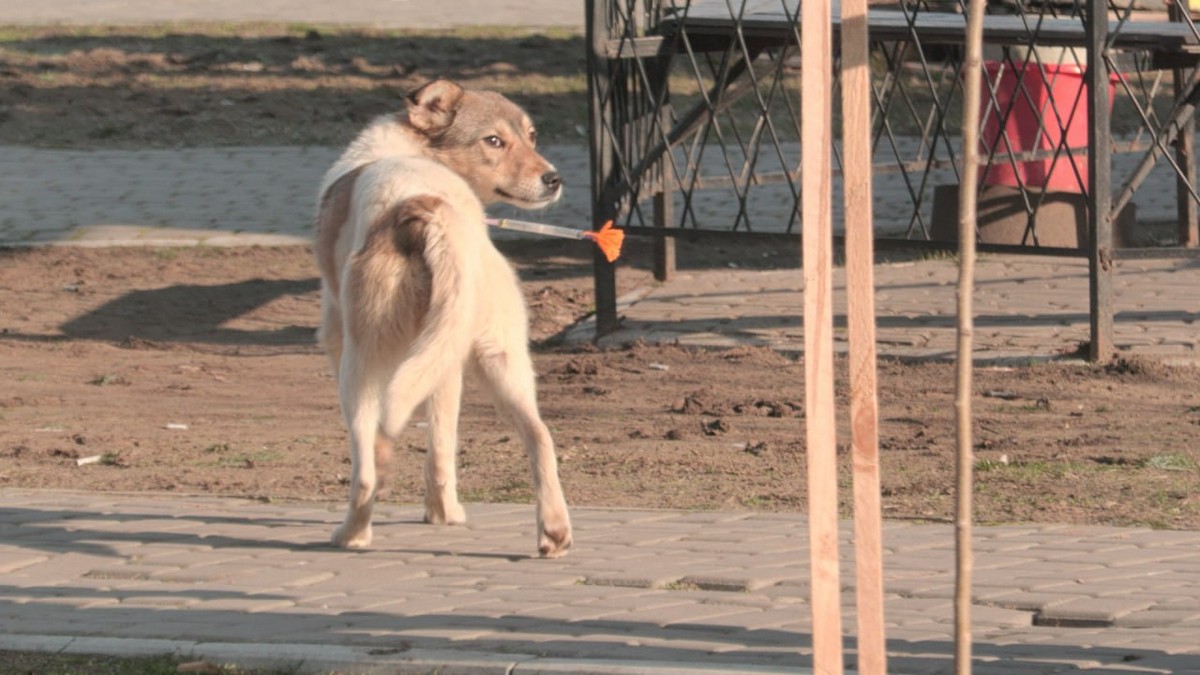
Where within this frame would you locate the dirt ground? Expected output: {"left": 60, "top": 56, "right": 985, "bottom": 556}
{"left": 1, "top": 242, "right": 1198, "bottom": 530}
{"left": 1, "top": 24, "right": 1199, "bottom": 531}
{"left": 0, "top": 24, "right": 588, "bottom": 148}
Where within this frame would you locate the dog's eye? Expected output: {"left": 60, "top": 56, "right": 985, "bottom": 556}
{"left": 530, "top": 129, "right": 538, "bottom": 145}
{"left": 484, "top": 135, "right": 505, "bottom": 149}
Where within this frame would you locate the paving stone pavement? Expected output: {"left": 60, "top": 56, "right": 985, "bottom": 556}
{"left": 3, "top": 141, "right": 1199, "bottom": 364}
{"left": 576, "top": 255, "right": 1200, "bottom": 365}
{"left": 0, "top": 145, "right": 591, "bottom": 247}
{"left": 2, "top": 490, "right": 1199, "bottom": 674}
{"left": 3, "top": 1, "right": 1200, "bottom": 671}
{"left": 3, "top": 98, "right": 1200, "bottom": 675}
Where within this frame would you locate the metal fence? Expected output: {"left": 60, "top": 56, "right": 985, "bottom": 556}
{"left": 586, "top": 0, "right": 1200, "bottom": 356}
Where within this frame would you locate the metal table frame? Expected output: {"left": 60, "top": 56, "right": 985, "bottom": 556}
{"left": 586, "top": 0, "right": 1200, "bottom": 361}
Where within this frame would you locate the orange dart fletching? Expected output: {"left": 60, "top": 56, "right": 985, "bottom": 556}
{"left": 484, "top": 217, "right": 622, "bottom": 261}
{"left": 582, "top": 220, "right": 624, "bottom": 262}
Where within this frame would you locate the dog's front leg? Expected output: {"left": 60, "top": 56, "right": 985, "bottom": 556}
{"left": 331, "top": 355, "right": 383, "bottom": 549}
{"left": 423, "top": 374, "right": 467, "bottom": 525}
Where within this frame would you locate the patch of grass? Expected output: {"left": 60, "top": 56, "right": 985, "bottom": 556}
{"left": 191, "top": 244, "right": 227, "bottom": 258}
{"left": 0, "top": 649, "right": 315, "bottom": 673}
{"left": 199, "top": 443, "right": 279, "bottom": 467}
{"left": 978, "top": 459, "right": 1090, "bottom": 481}
{"left": 661, "top": 580, "right": 702, "bottom": 592}
{"left": 89, "top": 373, "right": 130, "bottom": 386}
{"left": 974, "top": 458, "right": 1007, "bottom": 472}
{"left": 740, "top": 495, "right": 771, "bottom": 507}
{"left": 99, "top": 451, "right": 126, "bottom": 467}
{"left": 460, "top": 478, "right": 533, "bottom": 503}
{"left": 220, "top": 450, "right": 281, "bottom": 468}
{"left": 1141, "top": 454, "right": 1198, "bottom": 472}
{"left": 0, "top": 650, "right": 185, "bottom": 675}
{"left": 915, "top": 248, "right": 959, "bottom": 263}
{"left": 284, "top": 22, "right": 322, "bottom": 36}
{"left": 88, "top": 123, "right": 132, "bottom": 140}
{"left": 1012, "top": 401, "right": 1051, "bottom": 413}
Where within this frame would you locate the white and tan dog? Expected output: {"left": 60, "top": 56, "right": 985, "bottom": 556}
{"left": 314, "top": 79, "right": 571, "bottom": 557}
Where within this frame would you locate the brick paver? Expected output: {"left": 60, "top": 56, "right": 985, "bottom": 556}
{"left": 577, "top": 257, "right": 1200, "bottom": 364}
{"left": 3, "top": 1, "right": 1199, "bottom": 671}
{"left": 5, "top": 142, "right": 1195, "bottom": 363}
{"left": 1, "top": 490, "right": 1198, "bottom": 673}
{"left": 3, "top": 147, "right": 1199, "bottom": 672}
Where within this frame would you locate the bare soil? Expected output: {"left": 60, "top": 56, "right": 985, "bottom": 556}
{"left": 1, "top": 24, "right": 1198, "bottom": 530}
{"left": 0, "top": 24, "right": 588, "bottom": 149}
{"left": 2, "top": 242, "right": 1198, "bottom": 529}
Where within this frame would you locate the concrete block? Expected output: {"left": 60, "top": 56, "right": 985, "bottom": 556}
{"left": 1035, "top": 596, "right": 1156, "bottom": 626}
{"left": 931, "top": 184, "right": 1138, "bottom": 248}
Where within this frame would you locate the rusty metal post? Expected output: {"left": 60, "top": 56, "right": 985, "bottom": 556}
{"left": 1171, "top": 2, "right": 1200, "bottom": 248}
{"left": 650, "top": 54, "right": 677, "bottom": 282}
{"left": 587, "top": 0, "right": 620, "bottom": 335}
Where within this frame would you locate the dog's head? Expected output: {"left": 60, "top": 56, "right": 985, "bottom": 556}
{"left": 404, "top": 79, "right": 562, "bottom": 210}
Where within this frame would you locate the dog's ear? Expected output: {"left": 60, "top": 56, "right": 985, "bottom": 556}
{"left": 406, "top": 80, "right": 465, "bottom": 133}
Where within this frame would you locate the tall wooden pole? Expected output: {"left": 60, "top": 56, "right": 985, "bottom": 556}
{"left": 801, "top": 0, "right": 842, "bottom": 673}
{"left": 1086, "top": 0, "right": 1114, "bottom": 360}
{"left": 957, "top": 0, "right": 986, "bottom": 672}
{"left": 841, "top": 0, "right": 886, "bottom": 672}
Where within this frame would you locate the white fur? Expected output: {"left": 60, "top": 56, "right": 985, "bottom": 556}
{"left": 314, "top": 81, "right": 572, "bottom": 557}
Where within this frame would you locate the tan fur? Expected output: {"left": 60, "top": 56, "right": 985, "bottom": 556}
{"left": 314, "top": 80, "right": 571, "bottom": 557}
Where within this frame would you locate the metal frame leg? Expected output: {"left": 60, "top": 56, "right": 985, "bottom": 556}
{"left": 650, "top": 54, "right": 676, "bottom": 282}
{"left": 587, "top": 0, "right": 620, "bottom": 336}
{"left": 1172, "top": 4, "right": 1200, "bottom": 248}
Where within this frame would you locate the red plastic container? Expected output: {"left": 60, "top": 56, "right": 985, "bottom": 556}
{"left": 979, "top": 61, "right": 1113, "bottom": 194}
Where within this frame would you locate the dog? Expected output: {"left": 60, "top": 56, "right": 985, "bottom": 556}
{"left": 313, "top": 79, "right": 572, "bottom": 558}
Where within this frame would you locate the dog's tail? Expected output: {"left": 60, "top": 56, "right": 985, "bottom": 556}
{"left": 347, "top": 193, "right": 478, "bottom": 436}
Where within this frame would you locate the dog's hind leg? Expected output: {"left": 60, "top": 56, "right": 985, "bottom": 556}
{"left": 317, "top": 289, "right": 344, "bottom": 381}
{"left": 331, "top": 350, "right": 386, "bottom": 549}
{"left": 473, "top": 345, "right": 572, "bottom": 558}
{"left": 423, "top": 373, "right": 467, "bottom": 525}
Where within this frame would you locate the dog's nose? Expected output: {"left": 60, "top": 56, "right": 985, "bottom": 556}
{"left": 541, "top": 171, "right": 562, "bottom": 191}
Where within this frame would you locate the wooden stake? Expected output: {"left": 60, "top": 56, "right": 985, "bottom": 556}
{"left": 840, "top": 0, "right": 886, "bottom": 672}
{"left": 801, "top": 1, "right": 843, "bottom": 673}
{"left": 957, "top": 0, "right": 987, "bottom": 672}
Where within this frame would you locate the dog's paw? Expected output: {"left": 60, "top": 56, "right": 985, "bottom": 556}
{"left": 331, "top": 523, "right": 373, "bottom": 549}
{"left": 423, "top": 501, "right": 467, "bottom": 526}
{"left": 538, "top": 519, "right": 573, "bottom": 559}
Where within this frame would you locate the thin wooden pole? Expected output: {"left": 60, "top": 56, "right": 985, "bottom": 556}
{"left": 957, "top": 0, "right": 986, "bottom": 672}
{"left": 801, "top": 0, "right": 843, "bottom": 673}
{"left": 840, "top": 0, "right": 886, "bottom": 672}
{"left": 1086, "top": 0, "right": 1114, "bottom": 360}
